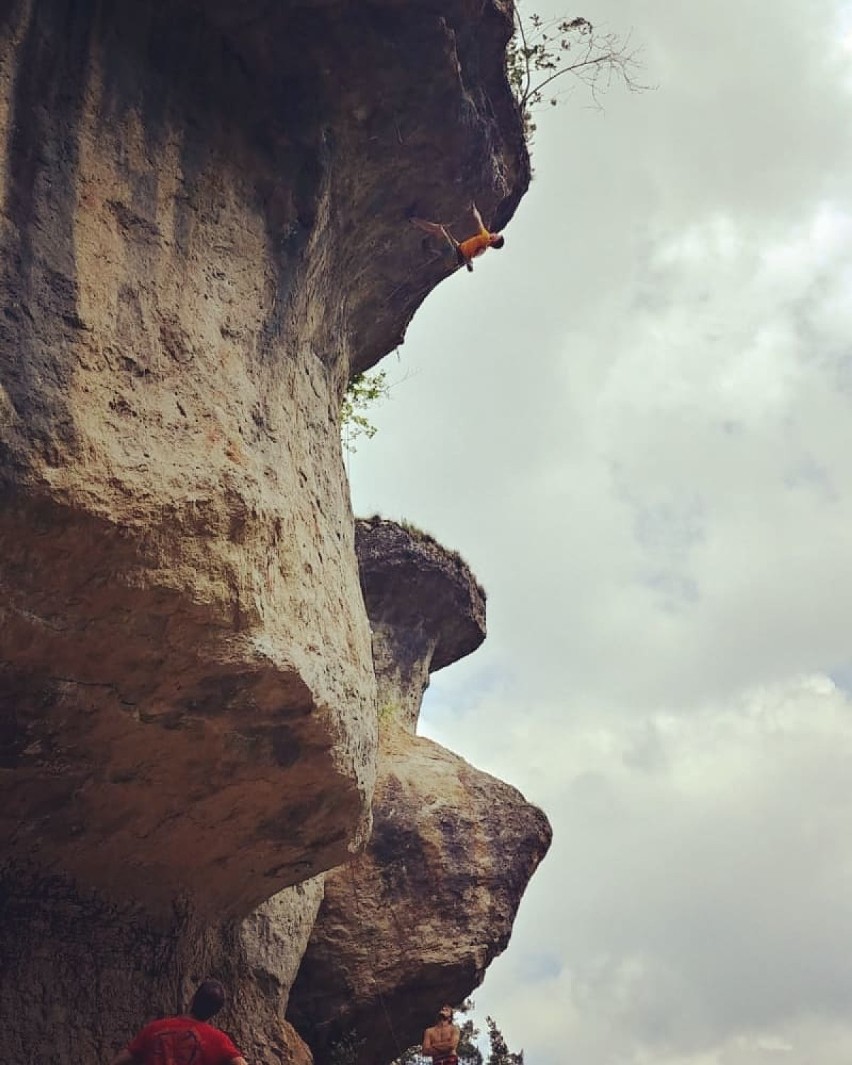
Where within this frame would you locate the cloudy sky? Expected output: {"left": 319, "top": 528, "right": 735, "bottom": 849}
{"left": 349, "top": 1, "right": 852, "bottom": 1062}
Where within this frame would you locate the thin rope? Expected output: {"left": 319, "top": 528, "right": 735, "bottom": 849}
{"left": 346, "top": 860, "right": 408, "bottom": 1062}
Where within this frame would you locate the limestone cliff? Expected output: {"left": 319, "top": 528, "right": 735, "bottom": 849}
{"left": 2, "top": 0, "right": 387, "bottom": 920}
{"left": 287, "top": 521, "right": 552, "bottom": 1065}
{"left": 0, "top": 0, "right": 534, "bottom": 1062}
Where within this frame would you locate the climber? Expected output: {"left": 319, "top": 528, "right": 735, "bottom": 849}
{"left": 109, "top": 979, "right": 249, "bottom": 1065}
{"left": 410, "top": 203, "right": 505, "bottom": 272}
{"left": 422, "top": 1004, "right": 461, "bottom": 1065}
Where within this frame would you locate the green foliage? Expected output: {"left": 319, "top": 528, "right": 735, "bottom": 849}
{"left": 484, "top": 1016, "right": 524, "bottom": 1065}
{"left": 389, "top": 999, "right": 482, "bottom": 1065}
{"left": 378, "top": 700, "right": 402, "bottom": 727}
{"left": 458, "top": 1011, "right": 484, "bottom": 1065}
{"left": 340, "top": 368, "right": 390, "bottom": 452}
{"left": 506, "top": 8, "right": 647, "bottom": 140}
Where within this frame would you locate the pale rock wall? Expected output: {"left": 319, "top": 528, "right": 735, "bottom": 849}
{"left": 1, "top": 0, "right": 377, "bottom": 917}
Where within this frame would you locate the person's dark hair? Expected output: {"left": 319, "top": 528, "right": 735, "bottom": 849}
{"left": 492, "top": 235, "right": 505, "bottom": 249}
{"left": 189, "top": 979, "right": 227, "bottom": 1021}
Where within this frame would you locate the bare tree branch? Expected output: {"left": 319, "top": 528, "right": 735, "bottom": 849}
{"left": 506, "top": 8, "right": 652, "bottom": 140}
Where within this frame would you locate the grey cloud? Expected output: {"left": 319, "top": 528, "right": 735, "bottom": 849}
{"left": 435, "top": 684, "right": 852, "bottom": 1063}
{"left": 349, "top": 0, "right": 852, "bottom": 1061}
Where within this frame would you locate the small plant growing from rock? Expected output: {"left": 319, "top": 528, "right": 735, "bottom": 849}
{"left": 341, "top": 368, "right": 390, "bottom": 452}
{"left": 378, "top": 700, "right": 402, "bottom": 728}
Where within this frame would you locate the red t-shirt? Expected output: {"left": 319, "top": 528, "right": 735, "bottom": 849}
{"left": 127, "top": 1016, "right": 241, "bottom": 1065}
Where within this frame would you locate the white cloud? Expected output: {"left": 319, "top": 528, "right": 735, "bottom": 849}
{"left": 432, "top": 678, "right": 852, "bottom": 1065}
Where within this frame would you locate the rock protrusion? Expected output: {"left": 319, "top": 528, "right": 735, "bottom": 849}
{"left": 288, "top": 732, "right": 552, "bottom": 1065}
{"left": 288, "top": 521, "right": 551, "bottom": 1065}
{"left": 356, "top": 517, "right": 486, "bottom": 732}
{"left": 0, "top": 0, "right": 534, "bottom": 1059}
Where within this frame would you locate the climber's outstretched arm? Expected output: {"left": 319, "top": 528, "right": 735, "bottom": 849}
{"left": 410, "top": 216, "right": 447, "bottom": 239}
{"left": 410, "top": 216, "right": 459, "bottom": 252}
{"left": 470, "top": 202, "right": 489, "bottom": 236}
{"left": 410, "top": 212, "right": 495, "bottom": 273}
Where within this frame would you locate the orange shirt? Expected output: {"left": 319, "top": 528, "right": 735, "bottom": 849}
{"left": 457, "top": 231, "right": 496, "bottom": 261}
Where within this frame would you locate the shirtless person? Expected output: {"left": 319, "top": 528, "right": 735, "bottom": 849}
{"left": 411, "top": 204, "right": 505, "bottom": 272}
{"left": 422, "top": 1004, "right": 460, "bottom": 1065}
{"left": 110, "top": 979, "right": 248, "bottom": 1065}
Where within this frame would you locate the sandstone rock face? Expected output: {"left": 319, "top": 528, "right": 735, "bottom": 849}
{"left": 288, "top": 523, "right": 552, "bottom": 1065}
{"left": 231, "top": 880, "right": 326, "bottom": 1061}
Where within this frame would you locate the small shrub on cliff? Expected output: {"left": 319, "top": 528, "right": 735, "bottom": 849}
{"left": 341, "top": 368, "right": 390, "bottom": 452}
{"left": 484, "top": 1015, "right": 524, "bottom": 1065}
{"left": 507, "top": 8, "right": 648, "bottom": 139}
{"left": 378, "top": 699, "right": 403, "bottom": 728}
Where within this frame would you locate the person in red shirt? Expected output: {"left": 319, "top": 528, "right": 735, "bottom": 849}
{"left": 110, "top": 979, "right": 248, "bottom": 1065}
{"left": 410, "top": 204, "right": 505, "bottom": 272}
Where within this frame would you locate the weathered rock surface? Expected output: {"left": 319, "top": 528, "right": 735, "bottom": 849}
{"left": 288, "top": 523, "right": 552, "bottom": 1065}
{"left": 289, "top": 734, "right": 553, "bottom": 1065}
{"left": 0, "top": 871, "right": 322, "bottom": 1065}
{"left": 1, "top": 0, "right": 389, "bottom": 918}
{"left": 1, "top": 0, "right": 528, "bottom": 916}
{"left": 232, "top": 880, "right": 325, "bottom": 1061}
{"left": 356, "top": 517, "right": 486, "bottom": 732}
{"left": 0, "top": 0, "right": 530, "bottom": 1060}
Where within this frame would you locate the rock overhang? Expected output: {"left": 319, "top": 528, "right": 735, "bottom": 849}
{"left": 289, "top": 512, "right": 552, "bottom": 1065}
{"left": 356, "top": 517, "right": 486, "bottom": 674}
{"left": 195, "top": 0, "right": 531, "bottom": 374}
{"left": 0, "top": 0, "right": 527, "bottom": 920}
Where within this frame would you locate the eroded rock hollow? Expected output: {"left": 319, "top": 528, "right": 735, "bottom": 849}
{"left": 0, "top": 0, "right": 540, "bottom": 1062}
